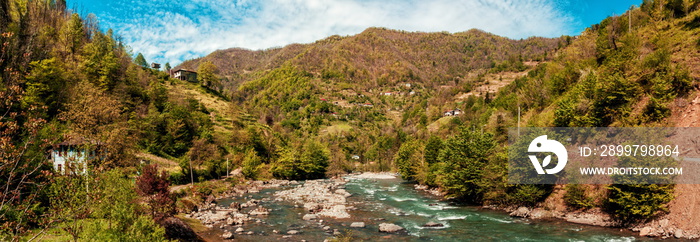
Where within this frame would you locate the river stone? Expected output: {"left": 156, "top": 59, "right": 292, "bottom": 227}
{"left": 378, "top": 223, "right": 404, "bottom": 233}
{"left": 529, "top": 208, "right": 552, "bottom": 219}
{"left": 304, "top": 202, "right": 320, "bottom": 212}
{"left": 287, "top": 230, "right": 301, "bottom": 235}
{"left": 222, "top": 231, "right": 234, "bottom": 239}
{"left": 246, "top": 231, "right": 254, "bottom": 235}
{"left": 235, "top": 227, "right": 245, "bottom": 233}
{"left": 316, "top": 204, "right": 351, "bottom": 219}
{"left": 335, "top": 189, "right": 352, "bottom": 197}
{"left": 323, "top": 226, "right": 331, "bottom": 231}
{"left": 350, "top": 222, "right": 365, "bottom": 228}
{"left": 210, "top": 211, "right": 230, "bottom": 222}
{"left": 226, "top": 217, "right": 235, "bottom": 225}
{"left": 303, "top": 214, "right": 318, "bottom": 220}
{"left": 674, "top": 229, "right": 684, "bottom": 238}
{"left": 249, "top": 206, "right": 270, "bottom": 216}
{"left": 422, "top": 222, "right": 444, "bottom": 228}
{"left": 509, "top": 207, "right": 530, "bottom": 218}
{"left": 639, "top": 226, "right": 652, "bottom": 237}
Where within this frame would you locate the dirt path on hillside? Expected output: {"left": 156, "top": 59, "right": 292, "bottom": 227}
{"left": 649, "top": 93, "right": 700, "bottom": 238}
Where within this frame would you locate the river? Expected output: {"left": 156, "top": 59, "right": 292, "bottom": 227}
{"left": 216, "top": 176, "right": 648, "bottom": 241}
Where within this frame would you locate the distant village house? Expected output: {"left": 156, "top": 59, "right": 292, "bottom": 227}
{"left": 151, "top": 62, "right": 161, "bottom": 69}
{"left": 171, "top": 69, "right": 198, "bottom": 82}
{"left": 444, "top": 108, "right": 463, "bottom": 116}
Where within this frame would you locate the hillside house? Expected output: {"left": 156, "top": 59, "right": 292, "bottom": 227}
{"left": 172, "top": 69, "right": 197, "bottom": 82}
{"left": 444, "top": 108, "right": 463, "bottom": 116}
{"left": 51, "top": 138, "right": 104, "bottom": 175}
{"left": 151, "top": 63, "right": 161, "bottom": 69}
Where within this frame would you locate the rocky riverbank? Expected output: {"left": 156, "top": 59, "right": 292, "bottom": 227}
{"left": 274, "top": 178, "right": 353, "bottom": 219}
{"left": 183, "top": 178, "right": 366, "bottom": 240}
{"left": 471, "top": 186, "right": 697, "bottom": 239}
{"left": 181, "top": 174, "right": 650, "bottom": 240}
{"left": 182, "top": 179, "right": 296, "bottom": 240}
{"left": 412, "top": 182, "right": 695, "bottom": 239}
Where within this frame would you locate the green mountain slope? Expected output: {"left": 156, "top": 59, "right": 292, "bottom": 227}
{"left": 177, "top": 28, "right": 569, "bottom": 174}
{"left": 4, "top": 0, "right": 700, "bottom": 239}
{"left": 178, "top": 1, "right": 700, "bottom": 233}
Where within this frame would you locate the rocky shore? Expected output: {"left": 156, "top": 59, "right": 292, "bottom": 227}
{"left": 274, "top": 178, "right": 353, "bottom": 219}
{"left": 183, "top": 179, "right": 296, "bottom": 240}
{"left": 502, "top": 205, "right": 697, "bottom": 239}
{"left": 182, "top": 173, "right": 687, "bottom": 240}
{"left": 183, "top": 178, "right": 365, "bottom": 240}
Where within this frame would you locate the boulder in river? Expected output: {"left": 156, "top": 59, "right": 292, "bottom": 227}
{"left": 422, "top": 222, "right": 444, "bottom": 228}
{"left": 378, "top": 223, "right": 404, "bottom": 233}
{"left": 334, "top": 189, "right": 352, "bottom": 197}
{"left": 316, "top": 204, "right": 351, "bottom": 219}
{"left": 249, "top": 206, "right": 270, "bottom": 216}
{"left": 509, "top": 206, "right": 531, "bottom": 218}
{"left": 221, "top": 231, "right": 234, "bottom": 240}
{"left": 350, "top": 222, "right": 365, "bottom": 228}
{"left": 235, "top": 227, "right": 244, "bottom": 233}
{"left": 287, "top": 229, "right": 301, "bottom": 235}
{"left": 302, "top": 214, "right": 318, "bottom": 220}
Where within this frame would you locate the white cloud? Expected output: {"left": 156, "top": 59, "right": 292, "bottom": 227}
{"left": 95, "top": 0, "right": 574, "bottom": 65}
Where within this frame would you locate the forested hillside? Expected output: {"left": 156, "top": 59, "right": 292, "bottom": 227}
{"left": 177, "top": 27, "right": 569, "bottom": 178}
{"left": 0, "top": 0, "right": 219, "bottom": 240}
{"left": 3, "top": 0, "right": 700, "bottom": 240}
{"left": 179, "top": 0, "right": 700, "bottom": 230}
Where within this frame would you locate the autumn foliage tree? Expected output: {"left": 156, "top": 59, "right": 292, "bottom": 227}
{"left": 135, "top": 164, "right": 175, "bottom": 223}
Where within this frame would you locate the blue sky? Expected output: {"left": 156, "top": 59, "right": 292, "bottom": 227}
{"left": 67, "top": 0, "right": 641, "bottom": 66}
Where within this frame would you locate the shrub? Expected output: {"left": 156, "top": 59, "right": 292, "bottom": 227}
{"left": 241, "top": 149, "right": 263, "bottom": 180}
{"left": 564, "top": 184, "right": 595, "bottom": 210}
{"left": 505, "top": 184, "right": 553, "bottom": 206}
{"left": 606, "top": 155, "right": 676, "bottom": 223}
{"left": 606, "top": 184, "right": 674, "bottom": 223}
{"left": 642, "top": 97, "right": 670, "bottom": 122}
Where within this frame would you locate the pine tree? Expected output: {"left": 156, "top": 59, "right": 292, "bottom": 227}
{"left": 134, "top": 52, "right": 148, "bottom": 68}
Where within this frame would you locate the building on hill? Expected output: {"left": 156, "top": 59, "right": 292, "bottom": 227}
{"left": 50, "top": 138, "right": 105, "bottom": 175}
{"left": 151, "top": 63, "right": 161, "bottom": 69}
{"left": 443, "top": 108, "right": 463, "bottom": 116}
{"left": 171, "top": 69, "right": 197, "bottom": 82}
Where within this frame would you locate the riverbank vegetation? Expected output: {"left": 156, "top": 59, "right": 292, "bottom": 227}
{"left": 2, "top": 0, "right": 700, "bottom": 240}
